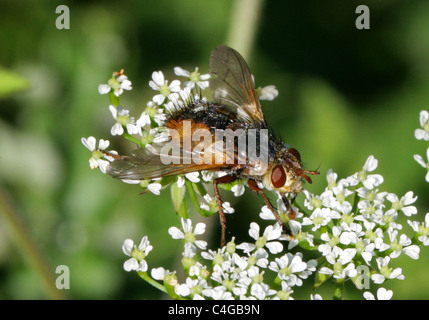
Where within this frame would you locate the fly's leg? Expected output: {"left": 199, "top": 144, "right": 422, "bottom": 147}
{"left": 281, "top": 193, "right": 297, "bottom": 220}
{"left": 248, "top": 179, "right": 292, "bottom": 235}
{"left": 213, "top": 175, "right": 237, "bottom": 247}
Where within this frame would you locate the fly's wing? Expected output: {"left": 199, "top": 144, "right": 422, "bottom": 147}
{"left": 209, "top": 45, "right": 266, "bottom": 124}
{"left": 106, "top": 141, "right": 234, "bottom": 181}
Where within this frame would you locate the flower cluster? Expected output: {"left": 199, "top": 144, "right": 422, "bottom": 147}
{"left": 83, "top": 66, "right": 428, "bottom": 299}
{"left": 122, "top": 152, "right": 428, "bottom": 300}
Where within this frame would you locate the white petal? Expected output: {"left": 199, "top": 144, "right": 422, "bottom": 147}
{"left": 123, "top": 258, "right": 139, "bottom": 272}
{"left": 265, "top": 241, "right": 283, "bottom": 254}
{"left": 169, "top": 80, "right": 181, "bottom": 92}
{"left": 402, "top": 206, "right": 417, "bottom": 216}
{"left": 260, "top": 206, "right": 275, "bottom": 220}
{"left": 174, "top": 66, "right": 190, "bottom": 77}
{"left": 194, "top": 222, "right": 206, "bottom": 235}
{"left": 97, "top": 159, "right": 109, "bottom": 173}
{"left": 175, "top": 283, "right": 191, "bottom": 297}
{"left": 151, "top": 267, "right": 166, "bottom": 280}
{"left": 111, "top": 123, "right": 124, "bottom": 136}
{"left": 363, "top": 155, "right": 378, "bottom": 172}
{"left": 185, "top": 172, "right": 200, "bottom": 183}
{"left": 195, "top": 240, "right": 207, "bottom": 250}
{"left": 109, "top": 105, "right": 117, "bottom": 118}
{"left": 122, "top": 239, "right": 134, "bottom": 256}
{"left": 168, "top": 226, "right": 184, "bottom": 239}
{"left": 265, "top": 224, "right": 282, "bottom": 241}
{"left": 413, "top": 154, "right": 426, "bottom": 168}
{"left": 377, "top": 288, "right": 393, "bottom": 300}
{"left": 98, "top": 139, "right": 110, "bottom": 150}
{"left": 181, "top": 218, "right": 193, "bottom": 233}
{"left": 403, "top": 245, "right": 420, "bottom": 260}
{"left": 222, "top": 202, "right": 235, "bottom": 214}
{"left": 418, "top": 110, "right": 429, "bottom": 126}
{"left": 248, "top": 222, "right": 260, "bottom": 240}
{"left": 81, "top": 136, "right": 96, "bottom": 151}
{"left": 89, "top": 158, "right": 99, "bottom": 169}
{"left": 98, "top": 84, "right": 111, "bottom": 94}
{"left": 147, "top": 183, "right": 162, "bottom": 195}
{"left": 415, "top": 129, "right": 428, "bottom": 140}
{"left": 151, "top": 71, "right": 165, "bottom": 87}
{"left": 231, "top": 184, "right": 245, "bottom": 197}
{"left": 371, "top": 274, "right": 385, "bottom": 284}
{"left": 152, "top": 94, "right": 166, "bottom": 105}
{"left": 363, "top": 292, "right": 375, "bottom": 300}
{"left": 137, "top": 260, "right": 148, "bottom": 272}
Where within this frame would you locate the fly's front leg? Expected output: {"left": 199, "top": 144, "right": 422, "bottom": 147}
{"left": 213, "top": 175, "right": 237, "bottom": 247}
{"left": 247, "top": 179, "right": 291, "bottom": 234}
{"left": 281, "top": 193, "right": 297, "bottom": 220}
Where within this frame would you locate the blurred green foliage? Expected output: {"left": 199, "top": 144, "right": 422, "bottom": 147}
{"left": 0, "top": 0, "right": 428, "bottom": 299}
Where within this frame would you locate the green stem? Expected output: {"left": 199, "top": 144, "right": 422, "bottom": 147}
{"left": 0, "top": 187, "right": 66, "bottom": 300}
{"left": 123, "top": 131, "right": 143, "bottom": 147}
{"left": 226, "top": 0, "right": 265, "bottom": 60}
{"left": 333, "top": 280, "right": 344, "bottom": 300}
{"left": 137, "top": 271, "right": 167, "bottom": 293}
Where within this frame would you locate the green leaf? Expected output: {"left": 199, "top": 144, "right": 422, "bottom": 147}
{"left": 170, "top": 182, "right": 187, "bottom": 219}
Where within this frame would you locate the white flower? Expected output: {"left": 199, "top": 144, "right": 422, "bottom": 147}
{"left": 259, "top": 85, "right": 278, "bottom": 101}
{"left": 136, "top": 111, "right": 151, "bottom": 130}
{"left": 202, "top": 286, "right": 234, "bottom": 300}
{"left": 414, "top": 148, "right": 429, "bottom": 182}
{"left": 268, "top": 253, "right": 315, "bottom": 287}
{"left": 174, "top": 67, "right": 210, "bottom": 90}
{"left": 318, "top": 226, "right": 342, "bottom": 256}
{"left": 250, "top": 282, "right": 277, "bottom": 299}
{"left": 371, "top": 256, "right": 404, "bottom": 284}
{"left": 168, "top": 218, "right": 207, "bottom": 250}
{"left": 149, "top": 71, "right": 181, "bottom": 104}
{"left": 386, "top": 191, "right": 417, "bottom": 216}
{"left": 81, "top": 136, "right": 115, "bottom": 173}
{"left": 407, "top": 212, "right": 429, "bottom": 246}
{"left": 387, "top": 229, "right": 420, "bottom": 260}
{"left": 122, "top": 236, "right": 153, "bottom": 272}
{"left": 175, "top": 277, "right": 208, "bottom": 299}
{"left": 302, "top": 208, "right": 336, "bottom": 231}
{"left": 414, "top": 110, "right": 429, "bottom": 141}
{"left": 285, "top": 219, "right": 314, "bottom": 250}
{"left": 98, "top": 70, "right": 132, "bottom": 97}
{"left": 319, "top": 247, "right": 357, "bottom": 280}
{"left": 199, "top": 194, "right": 218, "bottom": 213}
{"left": 363, "top": 287, "right": 393, "bottom": 300}
{"left": 347, "top": 155, "right": 383, "bottom": 189}
{"left": 109, "top": 105, "right": 141, "bottom": 136}
{"left": 240, "top": 222, "right": 283, "bottom": 255}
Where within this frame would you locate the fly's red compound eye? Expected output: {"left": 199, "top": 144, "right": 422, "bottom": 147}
{"left": 288, "top": 148, "right": 301, "bottom": 162}
{"left": 271, "top": 165, "right": 286, "bottom": 188}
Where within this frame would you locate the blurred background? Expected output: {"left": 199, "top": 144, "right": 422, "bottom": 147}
{"left": 0, "top": 0, "right": 428, "bottom": 299}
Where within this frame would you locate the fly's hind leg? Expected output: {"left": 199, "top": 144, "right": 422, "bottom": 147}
{"left": 213, "top": 175, "right": 237, "bottom": 247}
